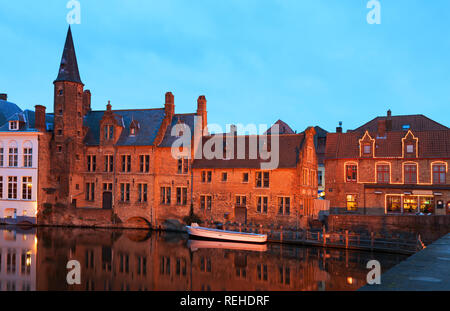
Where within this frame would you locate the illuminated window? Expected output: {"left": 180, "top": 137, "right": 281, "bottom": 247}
{"left": 345, "top": 165, "right": 357, "bottom": 182}
{"left": 403, "top": 196, "right": 418, "bottom": 213}
{"left": 420, "top": 197, "right": 434, "bottom": 214}
{"left": 404, "top": 164, "right": 417, "bottom": 184}
{"left": 346, "top": 194, "right": 357, "bottom": 211}
{"left": 433, "top": 164, "right": 446, "bottom": 184}
{"left": 22, "top": 177, "right": 32, "bottom": 200}
{"left": 386, "top": 196, "right": 401, "bottom": 213}
{"left": 377, "top": 165, "right": 390, "bottom": 183}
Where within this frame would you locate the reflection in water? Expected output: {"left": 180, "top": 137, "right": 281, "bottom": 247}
{"left": 0, "top": 227, "right": 408, "bottom": 291}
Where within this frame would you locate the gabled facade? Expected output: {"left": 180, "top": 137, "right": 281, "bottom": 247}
{"left": 325, "top": 110, "right": 450, "bottom": 215}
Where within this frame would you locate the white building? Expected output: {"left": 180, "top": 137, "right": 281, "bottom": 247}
{"left": 0, "top": 95, "right": 40, "bottom": 224}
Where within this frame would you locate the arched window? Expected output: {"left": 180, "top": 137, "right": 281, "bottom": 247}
{"left": 8, "top": 141, "right": 18, "bottom": 167}
{"left": 23, "top": 141, "right": 33, "bottom": 168}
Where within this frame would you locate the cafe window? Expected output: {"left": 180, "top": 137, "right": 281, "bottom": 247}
{"left": 377, "top": 164, "right": 390, "bottom": 183}
{"left": 404, "top": 164, "right": 417, "bottom": 184}
{"left": 345, "top": 164, "right": 357, "bottom": 182}
{"left": 386, "top": 195, "right": 401, "bottom": 214}
{"left": 403, "top": 196, "right": 418, "bottom": 214}
{"left": 346, "top": 194, "right": 357, "bottom": 211}
{"left": 433, "top": 164, "right": 446, "bottom": 184}
{"left": 419, "top": 197, "right": 434, "bottom": 214}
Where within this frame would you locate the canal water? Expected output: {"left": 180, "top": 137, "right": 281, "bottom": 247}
{"left": 0, "top": 227, "right": 408, "bottom": 291}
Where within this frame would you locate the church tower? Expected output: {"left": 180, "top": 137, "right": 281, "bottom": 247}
{"left": 52, "top": 26, "right": 86, "bottom": 204}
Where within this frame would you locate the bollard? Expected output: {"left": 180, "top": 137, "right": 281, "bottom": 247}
{"left": 345, "top": 230, "right": 349, "bottom": 249}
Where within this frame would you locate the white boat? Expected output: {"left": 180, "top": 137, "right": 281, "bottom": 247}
{"left": 188, "top": 239, "right": 268, "bottom": 252}
{"left": 186, "top": 223, "right": 267, "bottom": 244}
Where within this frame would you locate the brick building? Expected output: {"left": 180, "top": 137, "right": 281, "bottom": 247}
{"left": 34, "top": 27, "right": 320, "bottom": 229}
{"left": 192, "top": 128, "right": 318, "bottom": 228}
{"left": 325, "top": 110, "right": 450, "bottom": 215}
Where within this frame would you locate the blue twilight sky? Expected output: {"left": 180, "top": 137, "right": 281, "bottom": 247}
{"left": 0, "top": 0, "right": 449, "bottom": 133}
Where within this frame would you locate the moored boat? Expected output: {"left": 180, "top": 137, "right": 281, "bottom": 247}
{"left": 186, "top": 223, "right": 267, "bottom": 244}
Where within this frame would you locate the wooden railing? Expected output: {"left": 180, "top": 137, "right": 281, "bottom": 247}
{"left": 202, "top": 221, "right": 426, "bottom": 255}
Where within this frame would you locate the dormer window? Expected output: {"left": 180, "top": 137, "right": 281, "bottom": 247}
{"left": 402, "top": 124, "right": 410, "bottom": 130}
{"left": 406, "top": 144, "right": 414, "bottom": 153}
{"left": 363, "top": 144, "right": 371, "bottom": 155}
{"left": 104, "top": 125, "right": 114, "bottom": 140}
{"left": 9, "top": 121, "right": 19, "bottom": 130}
{"left": 130, "top": 120, "right": 140, "bottom": 137}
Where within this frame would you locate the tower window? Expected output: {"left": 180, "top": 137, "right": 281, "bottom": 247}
{"left": 58, "top": 90, "right": 63, "bottom": 96}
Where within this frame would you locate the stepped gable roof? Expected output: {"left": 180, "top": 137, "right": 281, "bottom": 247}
{"left": 83, "top": 108, "right": 165, "bottom": 146}
{"left": 192, "top": 133, "right": 306, "bottom": 169}
{"left": 326, "top": 129, "right": 450, "bottom": 159}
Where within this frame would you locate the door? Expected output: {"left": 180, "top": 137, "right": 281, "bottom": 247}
{"left": 235, "top": 207, "right": 247, "bottom": 224}
{"left": 102, "top": 192, "right": 112, "bottom": 210}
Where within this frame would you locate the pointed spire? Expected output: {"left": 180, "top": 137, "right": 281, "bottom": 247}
{"left": 55, "top": 26, "right": 82, "bottom": 84}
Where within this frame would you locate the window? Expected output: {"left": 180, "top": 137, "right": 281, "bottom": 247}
{"left": 140, "top": 155, "right": 150, "bottom": 173}
{"left": 310, "top": 170, "right": 316, "bottom": 187}
{"left": 22, "top": 177, "right": 32, "bottom": 200}
{"left": 8, "top": 146, "right": 18, "bottom": 167}
{"left": 104, "top": 125, "right": 114, "bottom": 140}
{"left": 404, "top": 164, "right": 417, "bottom": 184}
{"left": 236, "top": 195, "right": 247, "bottom": 207}
{"left": 257, "top": 196, "right": 268, "bottom": 214}
{"left": 9, "top": 121, "right": 18, "bottom": 130}
{"left": 103, "top": 183, "right": 113, "bottom": 191}
{"left": 85, "top": 183, "right": 95, "bottom": 201}
{"left": 242, "top": 173, "right": 249, "bottom": 183}
{"left": 8, "top": 176, "right": 17, "bottom": 199}
{"left": 104, "top": 155, "right": 114, "bottom": 172}
{"left": 130, "top": 127, "right": 136, "bottom": 136}
{"left": 87, "top": 155, "right": 96, "bottom": 172}
{"left": 345, "top": 164, "right": 357, "bottom": 182}
{"left": 0, "top": 176, "right": 3, "bottom": 199}
{"left": 176, "top": 187, "right": 187, "bottom": 205}
{"left": 121, "top": 155, "right": 131, "bottom": 172}
{"left": 0, "top": 147, "right": 3, "bottom": 167}
{"left": 257, "top": 264, "right": 268, "bottom": 281}
{"left": 23, "top": 148, "right": 32, "bottom": 167}
{"left": 278, "top": 197, "right": 290, "bottom": 215}
{"left": 201, "top": 171, "right": 212, "bottom": 183}
{"left": 318, "top": 170, "right": 323, "bottom": 186}
{"left": 221, "top": 172, "right": 227, "bottom": 182}
{"left": 120, "top": 183, "right": 130, "bottom": 202}
{"left": 346, "top": 194, "right": 357, "bottom": 211}
{"left": 406, "top": 144, "right": 414, "bottom": 154}
{"left": 57, "top": 145, "right": 62, "bottom": 153}
{"left": 363, "top": 144, "right": 371, "bottom": 155}
{"left": 303, "top": 168, "right": 309, "bottom": 185}
{"left": 160, "top": 187, "right": 171, "bottom": 205}
{"left": 402, "top": 124, "right": 410, "bottom": 130}
{"left": 177, "top": 158, "right": 189, "bottom": 174}
{"left": 386, "top": 196, "right": 401, "bottom": 214}
{"left": 377, "top": 164, "right": 390, "bottom": 183}
{"left": 419, "top": 197, "right": 434, "bottom": 214}
{"left": 433, "top": 164, "right": 446, "bottom": 184}
{"left": 200, "top": 195, "right": 212, "bottom": 210}
{"left": 138, "top": 184, "right": 148, "bottom": 203}
{"left": 403, "top": 196, "right": 418, "bottom": 213}
{"left": 256, "top": 171, "right": 269, "bottom": 188}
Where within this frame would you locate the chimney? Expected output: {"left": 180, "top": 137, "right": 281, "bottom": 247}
{"left": 0, "top": 93, "right": 7, "bottom": 101}
{"left": 377, "top": 119, "right": 386, "bottom": 138}
{"left": 336, "top": 121, "right": 343, "bottom": 133}
{"left": 386, "top": 109, "right": 392, "bottom": 131}
{"left": 35, "top": 105, "right": 46, "bottom": 132}
{"left": 165, "top": 92, "right": 175, "bottom": 119}
{"left": 83, "top": 90, "right": 91, "bottom": 115}
{"left": 197, "top": 95, "right": 208, "bottom": 133}
{"left": 229, "top": 124, "right": 237, "bottom": 135}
